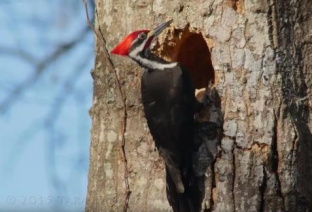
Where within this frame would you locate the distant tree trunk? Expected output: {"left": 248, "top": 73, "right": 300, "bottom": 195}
{"left": 86, "top": 0, "right": 311, "bottom": 211}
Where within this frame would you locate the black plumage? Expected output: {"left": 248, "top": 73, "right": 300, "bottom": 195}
{"left": 141, "top": 61, "right": 203, "bottom": 212}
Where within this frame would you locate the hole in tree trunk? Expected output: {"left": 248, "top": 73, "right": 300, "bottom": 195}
{"left": 151, "top": 25, "right": 215, "bottom": 90}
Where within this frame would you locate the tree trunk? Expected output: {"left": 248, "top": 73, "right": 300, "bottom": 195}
{"left": 86, "top": 0, "right": 311, "bottom": 211}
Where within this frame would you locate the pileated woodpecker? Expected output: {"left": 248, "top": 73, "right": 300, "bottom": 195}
{"left": 111, "top": 20, "right": 203, "bottom": 212}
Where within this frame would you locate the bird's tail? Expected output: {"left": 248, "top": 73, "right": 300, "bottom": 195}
{"left": 165, "top": 166, "right": 204, "bottom": 212}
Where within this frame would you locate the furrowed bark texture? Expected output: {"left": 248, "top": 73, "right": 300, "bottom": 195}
{"left": 86, "top": 0, "right": 311, "bottom": 211}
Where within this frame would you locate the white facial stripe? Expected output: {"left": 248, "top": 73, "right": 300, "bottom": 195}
{"left": 129, "top": 38, "right": 147, "bottom": 57}
{"left": 129, "top": 38, "right": 177, "bottom": 70}
{"left": 130, "top": 37, "right": 139, "bottom": 48}
{"left": 132, "top": 56, "right": 177, "bottom": 70}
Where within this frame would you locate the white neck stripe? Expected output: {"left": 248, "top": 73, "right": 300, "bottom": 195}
{"left": 129, "top": 39, "right": 177, "bottom": 70}
{"left": 132, "top": 55, "right": 177, "bottom": 70}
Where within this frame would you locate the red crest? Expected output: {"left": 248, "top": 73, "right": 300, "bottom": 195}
{"left": 111, "top": 30, "right": 149, "bottom": 56}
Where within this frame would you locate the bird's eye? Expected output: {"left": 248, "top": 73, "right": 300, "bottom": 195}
{"left": 138, "top": 33, "right": 147, "bottom": 40}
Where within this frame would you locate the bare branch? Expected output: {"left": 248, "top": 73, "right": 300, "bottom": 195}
{"left": 0, "top": 47, "right": 38, "bottom": 65}
{"left": 0, "top": 26, "right": 91, "bottom": 114}
{"left": 2, "top": 50, "right": 93, "bottom": 176}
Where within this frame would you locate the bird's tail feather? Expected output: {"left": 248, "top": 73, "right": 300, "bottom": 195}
{"left": 165, "top": 166, "right": 204, "bottom": 212}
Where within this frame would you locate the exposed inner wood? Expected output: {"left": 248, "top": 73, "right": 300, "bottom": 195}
{"left": 152, "top": 26, "right": 215, "bottom": 89}
{"left": 224, "top": 0, "right": 245, "bottom": 14}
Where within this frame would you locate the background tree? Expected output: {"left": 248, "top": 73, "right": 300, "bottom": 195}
{"left": 86, "top": 0, "right": 311, "bottom": 211}
{"left": 0, "top": 1, "right": 94, "bottom": 211}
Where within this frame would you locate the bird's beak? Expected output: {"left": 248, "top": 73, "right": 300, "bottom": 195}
{"left": 148, "top": 19, "right": 173, "bottom": 39}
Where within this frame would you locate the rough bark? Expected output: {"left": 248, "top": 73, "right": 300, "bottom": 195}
{"left": 86, "top": 0, "right": 311, "bottom": 211}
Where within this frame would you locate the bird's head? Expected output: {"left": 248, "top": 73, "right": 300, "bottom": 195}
{"left": 111, "top": 20, "right": 173, "bottom": 58}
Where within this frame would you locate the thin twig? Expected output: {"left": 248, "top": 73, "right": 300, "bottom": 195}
{"left": 0, "top": 26, "right": 90, "bottom": 114}
{"left": 2, "top": 50, "right": 93, "bottom": 178}
{"left": 82, "top": 1, "right": 131, "bottom": 211}
{"left": 0, "top": 47, "right": 38, "bottom": 65}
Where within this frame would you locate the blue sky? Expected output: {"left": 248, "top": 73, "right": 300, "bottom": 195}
{"left": 0, "top": 0, "right": 94, "bottom": 211}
